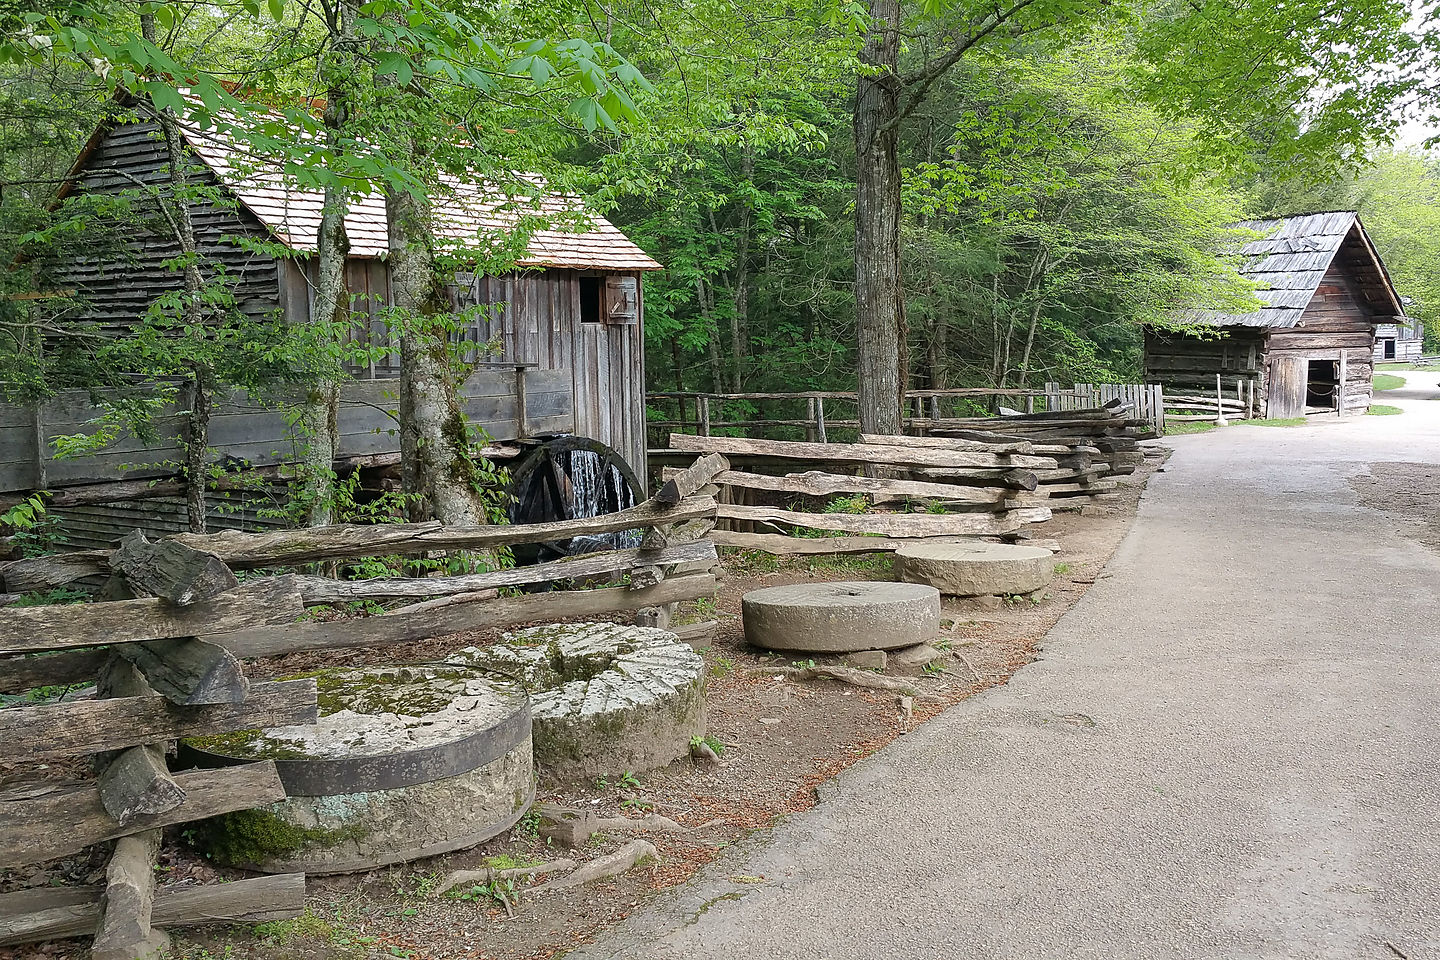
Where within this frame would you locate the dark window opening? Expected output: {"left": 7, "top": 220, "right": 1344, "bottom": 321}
{"left": 1383, "top": 338, "right": 1397, "bottom": 359}
{"left": 1306, "top": 359, "right": 1338, "bottom": 409}
{"left": 580, "top": 276, "right": 604, "bottom": 323}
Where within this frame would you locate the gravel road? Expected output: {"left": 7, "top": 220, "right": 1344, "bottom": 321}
{"left": 571, "top": 371, "right": 1440, "bottom": 960}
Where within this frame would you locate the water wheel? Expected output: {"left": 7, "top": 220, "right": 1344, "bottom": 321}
{"left": 507, "top": 435, "right": 644, "bottom": 563}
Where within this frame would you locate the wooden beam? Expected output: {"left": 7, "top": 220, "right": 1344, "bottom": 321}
{"left": 0, "top": 874, "right": 305, "bottom": 947}
{"left": 210, "top": 574, "right": 719, "bottom": 659}
{"left": 94, "top": 658, "right": 186, "bottom": 826}
{"left": 655, "top": 453, "right": 730, "bottom": 506}
{"left": 0, "top": 648, "right": 110, "bottom": 694}
{"left": 0, "top": 550, "right": 110, "bottom": 593}
{"left": 0, "top": 761, "right": 287, "bottom": 867}
{"left": 857, "top": 432, "right": 1032, "bottom": 455}
{"left": 110, "top": 531, "right": 238, "bottom": 605}
{"left": 98, "top": 746, "right": 187, "bottom": 827}
{"left": 0, "top": 678, "right": 318, "bottom": 761}
{"left": 668, "top": 434, "right": 1057, "bottom": 470}
{"left": 0, "top": 578, "right": 302, "bottom": 655}
{"left": 117, "top": 637, "right": 250, "bottom": 705}
{"left": 91, "top": 831, "right": 168, "bottom": 960}
{"left": 169, "top": 495, "right": 717, "bottom": 568}
{"left": 715, "top": 503, "right": 1022, "bottom": 537}
{"left": 0, "top": 496, "right": 718, "bottom": 590}
{"left": 682, "top": 468, "right": 1012, "bottom": 504}
{"left": 713, "top": 530, "right": 941, "bottom": 555}
{"left": 288, "top": 541, "right": 717, "bottom": 603}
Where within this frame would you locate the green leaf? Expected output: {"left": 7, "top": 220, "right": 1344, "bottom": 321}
{"left": 266, "top": 0, "right": 284, "bottom": 20}
{"left": 145, "top": 81, "right": 185, "bottom": 115}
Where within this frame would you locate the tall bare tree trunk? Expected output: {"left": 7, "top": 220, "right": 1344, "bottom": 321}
{"left": 388, "top": 171, "right": 490, "bottom": 525}
{"left": 730, "top": 143, "right": 754, "bottom": 393}
{"left": 853, "top": 0, "right": 905, "bottom": 435}
{"left": 300, "top": 0, "right": 357, "bottom": 526}
{"left": 142, "top": 13, "right": 209, "bottom": 532}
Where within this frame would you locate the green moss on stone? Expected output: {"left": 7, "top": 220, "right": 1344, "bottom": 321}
{"left": 184, "top": 728, "right": 314, "bottom": 761}
{"left": 195, "top": 808, "right": 372, "bottom": 867}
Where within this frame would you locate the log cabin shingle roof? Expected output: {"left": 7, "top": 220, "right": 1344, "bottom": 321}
{"left": 1204, "top": 211, "right": 1402, "bottom": 327}
{"left": 64, "top": 114, "right": 662, "bottom": 272}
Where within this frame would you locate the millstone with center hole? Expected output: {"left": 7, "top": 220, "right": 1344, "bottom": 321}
{"left": 181, "top": 665, "right": 533, "bottom": 875}
{"left": 741, "top": 581, "right": 941, "bottom": 653}
{"left": 448, "top": 622, "right": 706, "bottom": 784}
{"left": 894, "top": 542, "right": 1055, "bottom": 596}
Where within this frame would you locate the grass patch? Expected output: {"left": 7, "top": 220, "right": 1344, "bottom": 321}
{"left": 1241, "top": 417, "right": 1306, "bottom": 427}
{"left": 253, "top": 910, "right": 376, "bottom": 950}
{"left": 1368, "top": 404, "right": 1404, "bottom": 416}
{"left": 1377, "top": 362, "right": 1419, "bottom": 371}
{"left": 1164, "top": 421, "right": 1217, "bottom": 436}
{"left": 1373, "top": 373, "right": 1407, "bottom": 391}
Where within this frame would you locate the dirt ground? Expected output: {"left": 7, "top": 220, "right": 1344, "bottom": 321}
{"left": 0, "top": 451, "right": 1166, "bottom": 960}
{"left": 1350, "top": 461, "right": 1440, "bottom": 551}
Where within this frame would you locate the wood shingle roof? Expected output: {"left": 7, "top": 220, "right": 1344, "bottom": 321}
{"left": 1200, "top": 211, "right": 1401, "bottom": 327}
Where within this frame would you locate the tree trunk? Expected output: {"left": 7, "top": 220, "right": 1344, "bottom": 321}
{"left": 388, "top": 174, "right": 488, "bottom": 525}
{"left": 853, "top": 0, "right": 905, "bottom": 436}
{"left": 142, "top": 13, "right": 209, "bottom": 533}
{"left": 730, "top": 142, "right": 754, "bottom": 393}
{"left": 299, "top": 0, "right": 357, "bottom": 526}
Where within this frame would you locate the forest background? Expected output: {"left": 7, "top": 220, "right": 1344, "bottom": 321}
{"left": 3, "top": 0, "right": 1440, "bottom": 453}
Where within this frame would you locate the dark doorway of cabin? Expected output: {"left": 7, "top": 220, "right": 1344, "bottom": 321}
{"left": 1306, "top": 360, "right": 1339, "bottom": 410}
{"left": 1383, "top": 339, "right": 1397, "bottom": 359}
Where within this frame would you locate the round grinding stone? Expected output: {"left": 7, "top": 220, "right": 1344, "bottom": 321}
{"left": 182, "top": 664, "right": 533, "bottom": 875}
{"left": 741, "top": 581, "right": 941, "bottom": 653}
{"left": 449, "top": 622, "right": 707, "bottom": 784}
{"left": 894, "top": 541, "right": 1055, "bottom": 597}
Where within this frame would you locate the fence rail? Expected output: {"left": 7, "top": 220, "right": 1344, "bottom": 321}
{"left": 1043, "top": 383, "right": 1165, "bottom": 433}
{"left": 646, "top": 388, "right": 1092, "bottom": 446}
{"left": 0, "top": 488, "right": 721, "bottom": 956}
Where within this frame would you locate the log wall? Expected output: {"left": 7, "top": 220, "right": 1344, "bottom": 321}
{"left": 1143, "top": 327, "right": 1267, "bottom": 400}
{"left": 0, "top": 367, "right": 573, "bottom": 507}
{"left": 1266, "top": 260, "right": 1377, "bottom": 415}
{"left": 51, "top": 120, "right": 285, "bottom": 335}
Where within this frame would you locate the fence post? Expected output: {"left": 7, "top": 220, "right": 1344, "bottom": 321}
{"left": 1214, "top": 374, "right": 1228, "bottom": 426}
{"left": 806, "top": 398, "right": 817, "bottom": 442}
{"left": 699, "top": 396, "right": 711, "bottom": 437}
{"left": 1337, "top": 351, "right": 1347, "bottom": 418}
{"left": 815, "top": 397, "right": 827, "bottom": 443}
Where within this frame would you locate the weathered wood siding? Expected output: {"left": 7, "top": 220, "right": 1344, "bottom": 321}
{"left": 1373, "top": 321, "right": 1425, "bottom": 362}
{"left": 1265, "top": 259, "right": 1377, "bottom": 415}
{"left": 0, "top": 368, "right": 572, "bottom": 494}
{"left": 458, "top": 269, "right": 648, "bottom": 486}
{"left": 51, "top": 121, "right": 284, "bottom": 333}
{"left": 1143, "top": 327, "right": 1266, "bottom": 398}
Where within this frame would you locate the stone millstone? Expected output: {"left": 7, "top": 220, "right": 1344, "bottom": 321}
{"left": 182, "top": 665, "right": 533, "bottom": 875}
{"left": 741, "top": 582, "right": 941, "bottom": 653}
{"left": 449, "top": 622, "right": 706, "bottom": 784}
{"left": 894, "top": 542, "right": 1055, "bottom": 597}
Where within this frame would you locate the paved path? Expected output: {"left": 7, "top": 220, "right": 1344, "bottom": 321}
{"left": 575, "top": 375, "right": 1440, "bottom": 960}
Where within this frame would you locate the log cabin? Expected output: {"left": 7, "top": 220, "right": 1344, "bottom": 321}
{"left": 1373, "top": 318, "right": 1425, "bottom": 364}
{"left": 1145, "top": 212, "right": 1407, "bottom": 418}
{"left": 0, "top": 110, "right": 661, "bottom": 546}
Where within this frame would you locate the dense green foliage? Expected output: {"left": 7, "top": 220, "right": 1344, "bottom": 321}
{"left": 3, "top": 0, "right": 1439, "bottom": 425}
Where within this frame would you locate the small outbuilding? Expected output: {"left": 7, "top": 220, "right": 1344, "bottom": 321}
{"left": 1373, "top": 318, "right": 1425, "bottom": 363}
{"left": 1145, "top": 211, "right": 1407, "bottom": 418}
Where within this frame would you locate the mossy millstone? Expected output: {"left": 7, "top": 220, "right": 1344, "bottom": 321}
{"left": 183, "top": 665, "right": 533, "bottom": 875}
{"left": 741, "top": 581, "right": 942, "bottom": 653}
{"left": 449, "top": 622, "right": 706, "bottom": 784}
